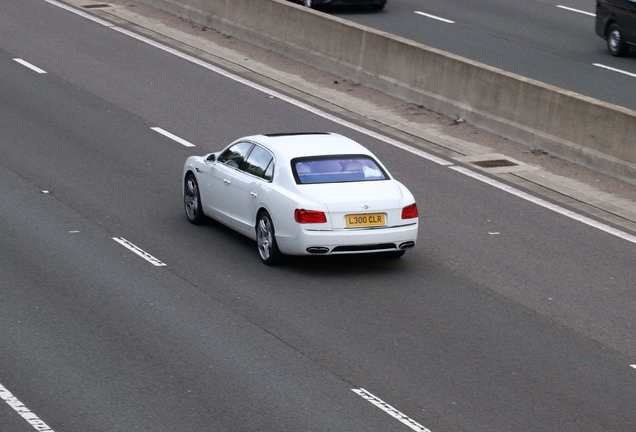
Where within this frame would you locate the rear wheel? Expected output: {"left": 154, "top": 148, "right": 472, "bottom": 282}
{"left": 257, "top": 211, "right": 282, "bottom": 265}
{"left": 184, "top": 174, "right": 206, "bottom": 225}
{"left": 607, "top": 23, "right": 628, "bottom": 57}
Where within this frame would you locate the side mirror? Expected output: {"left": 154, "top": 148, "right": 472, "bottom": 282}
{"left": 205, "top": 153, "right": 216, "bottom": 163}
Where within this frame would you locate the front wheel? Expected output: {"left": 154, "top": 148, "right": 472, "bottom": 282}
{"left": 184, "top": 174, "right": 206, "bottom": 225}
{"left": 607, "top": 23, "right": 628, "bottom": 57}
{"left": 256, "top": 211, "right": 282, "bottom": 265}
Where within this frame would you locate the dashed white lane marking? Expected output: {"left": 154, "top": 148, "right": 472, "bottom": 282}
{"left": 353, "top": 388, "right": 431, "bottom": 432}
{"left": 450, "top": 166, "right": 636, "bottom": 245}
{"left": 556, "top": 5, "right": 595, "bottom": 16}
{"left": 13, "top": 58, "right": 47, "bottom": 74}
{"left": 0, "top": 383, "right": 55, "bottom": 432}
{"left": 39, "top": 0, "right": 455, "bottom": 169}
{"left": 110, "top": 25, "right": 453, "bottom": 166}
{"left": 45, "top": 0, "right": 636, "bottom": 247}
{"left": 593, "top": 63, "right": 636, "bottom": 78}
{"left": 631, "top": 365, "right": 636, "bottom": 369}
{"left": 151, "top": 127, "right": 196, "bottom": 147}
{"left": 112, "top": 237, "right": 166, "bottom": 266}
{"left": 414, "top": 11, "right": 455, "bottom": 24}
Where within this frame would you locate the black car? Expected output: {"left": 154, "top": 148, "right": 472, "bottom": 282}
{"left": 595, "top": 0, "right": 636, "bottom": 56}
{"left": 293, "top": 0, "right": 386, "bottom": 10}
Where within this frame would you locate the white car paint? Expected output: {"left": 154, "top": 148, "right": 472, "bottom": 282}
{"left": 183, "top": 133, "right": 418, "bottom": 264}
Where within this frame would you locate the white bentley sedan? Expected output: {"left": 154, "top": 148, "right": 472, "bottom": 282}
{"left": 183, "top": 132, "right": 418, "bottom": 265}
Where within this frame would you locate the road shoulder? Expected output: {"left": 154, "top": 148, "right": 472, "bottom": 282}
{"left": 69, "top": 0, "right": 636, "bottom": 234}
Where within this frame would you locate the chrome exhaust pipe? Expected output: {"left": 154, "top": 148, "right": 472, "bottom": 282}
{"left": 306, "top": 247, "right": 330, "bottom": 254}
{"left": 399, "top": 241, "right": 415, "bottom": 250}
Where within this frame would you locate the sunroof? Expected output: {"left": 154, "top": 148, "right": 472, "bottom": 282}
{"left": 263, "top": 132, "right": 331, "bottom": 137}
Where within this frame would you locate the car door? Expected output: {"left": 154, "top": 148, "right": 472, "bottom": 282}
{"left": 627, "top": 0, "right": 636, "bottom": 43}
{"left": 199, "top": 142, "right": 253, "bottom": 224}
{"left": 230, "top": 145, "right": 274, "bottom": 232}
{"left": 609, "top": 0, "right": 636, "bottom": 41}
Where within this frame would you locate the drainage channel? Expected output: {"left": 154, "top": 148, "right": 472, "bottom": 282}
{"left": 472, "top": 159, "right": 519, "bottom": 168}
{"left": 80, "top": 3, "right": 111, "bottom": 8}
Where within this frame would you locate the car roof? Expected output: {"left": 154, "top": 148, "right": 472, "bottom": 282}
{"left": 243, "top": 133, "right": 375, "bottom": 160}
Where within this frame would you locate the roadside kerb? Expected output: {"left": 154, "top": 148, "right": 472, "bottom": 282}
{"left": 132, "top": 0, "right": 636, "bottom": 185}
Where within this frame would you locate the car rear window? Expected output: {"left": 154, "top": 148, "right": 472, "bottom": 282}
{"left": 292, "top": 155, "right": 388, "bottom": 184}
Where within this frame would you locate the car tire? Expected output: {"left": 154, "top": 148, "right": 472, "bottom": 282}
{"left": 257, "top": 211, "right": 282, "bottom": 265}
{"left": 607, "top": 23, "right": 628, "bottom": 57}
{"left": 184, "top": 173, "right": 206, "bottom": 225}
{"left": 302, "top": 0, "right": 314, "bottom": 8}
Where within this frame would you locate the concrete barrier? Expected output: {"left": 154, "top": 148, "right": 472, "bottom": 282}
{"left": 134, "top": 0, "right": 636, "bottom": 184}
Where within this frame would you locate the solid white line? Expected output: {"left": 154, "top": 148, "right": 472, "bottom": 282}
{"left": 110, "top": 26, "right": 454, "bottom": 166}
{"left": 353, "top": 388, "right": 431, "bottom": 432}
{"left": 593, "top": 63, "right": 636, "bottom": 78}
{"left": 13, "top": 58, "right": 47, "bottom": 74}
{"left": 414, "top": 11, "right": 455, "bottom": 24}
{"left": 151, "top": 127, "right": 196, "bottom": 147}
{"left": 42, "top": 0, "right": 455, "bottom": 167}
{"left": 0, "top": 383, "right": 55, "bottom": 432}
{"left": 46, "top": 0, "right": 636, "bottom": 247}
{"left": 43, "top": 0, "right": 115, "bottom": 26}
{"left": 112, "top": 237, "right": 167, "bottom": 266}
{"left": 556, "top": 5, "right": 595, "bottom": 17}
{"left": 111, "top": 26, "right": 454, "bottom": 166}
{"left": 450, "top": 166, "right": 636, "bottom": 245}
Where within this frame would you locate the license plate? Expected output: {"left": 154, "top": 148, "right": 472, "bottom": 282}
{"left": 345, "top": 213, "right": 386, "bottom": 228}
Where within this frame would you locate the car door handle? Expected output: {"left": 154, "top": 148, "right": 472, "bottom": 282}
{"left": 223, "top": 179, "right": 231, "bottom": 185}
{"left": 250, "top": 192, "right": 258, "bottom": 198}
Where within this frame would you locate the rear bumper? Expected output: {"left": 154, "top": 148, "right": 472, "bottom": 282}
{"left": 277, "top": 223, "right": 418, "bottom": 255}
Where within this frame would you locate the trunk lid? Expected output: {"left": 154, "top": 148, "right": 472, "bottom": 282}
{"left": 299, "top": 181, "right": 404, "bottom": 229}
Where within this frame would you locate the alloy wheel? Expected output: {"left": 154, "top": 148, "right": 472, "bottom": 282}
{"left": 257, "top": 216, "right": 273, "bottom": 260}
{"left": 184, "top": 175, "right": 205, "bottom": 224}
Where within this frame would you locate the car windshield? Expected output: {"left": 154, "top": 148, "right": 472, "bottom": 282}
{"left": 292, "top": 155, "right": 388, "bottom": 184}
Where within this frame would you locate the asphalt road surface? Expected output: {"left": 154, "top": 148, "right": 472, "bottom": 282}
{"left": 332, "top": 0, "right": 636, "bottom": 111}
{"left": 1, "top": 1, "right": 636, "bottom": 431}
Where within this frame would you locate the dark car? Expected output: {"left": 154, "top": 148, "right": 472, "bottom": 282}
{"left": 595, "top": 0, "right": 636, "bottom": 56}
{"left": 293, "top": 0, "right": 386, "bottom": 10}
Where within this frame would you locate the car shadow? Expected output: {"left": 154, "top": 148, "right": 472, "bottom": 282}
{"left": 180, "top": 214, "right": 419, "bottom": 276}
{"left": 276, "top": 252, "right": 417, "bottom": 278}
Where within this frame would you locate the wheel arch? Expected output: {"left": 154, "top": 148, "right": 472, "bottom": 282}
{"left": 604, "top": 17, "right": 618, "bottom": 38}
{"left": 184, "top": 168, "right": 197, "bottom": 181}
{"left": 255, "top": 206, "right": 272, "bottom": 228}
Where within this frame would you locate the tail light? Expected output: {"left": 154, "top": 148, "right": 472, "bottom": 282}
{"left": 401, "top": 203, "right": 419, "bottom": 219}
{"left": 295, "top": 209, "right": 327, "bottom": 224}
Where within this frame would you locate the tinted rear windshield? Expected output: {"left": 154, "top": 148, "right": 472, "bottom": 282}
{"left": 292, "top": 155, "right": 388, "bottom": 184}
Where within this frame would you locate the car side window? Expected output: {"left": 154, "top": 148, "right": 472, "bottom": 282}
{"left": 218, "top": 142, "right": 253, "bottom": 169}
{"left": 242, "top": 145, "right": 274, "bottom": 181}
